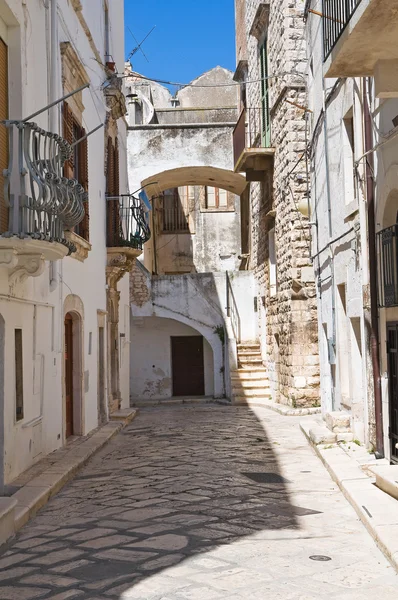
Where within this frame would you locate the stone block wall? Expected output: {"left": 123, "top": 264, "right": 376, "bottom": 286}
{"left": 243, "top": 0, "right": 320, "bottom": 407}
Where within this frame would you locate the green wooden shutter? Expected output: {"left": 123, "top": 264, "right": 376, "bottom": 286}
{"left": 260, "top": 40, "right": 271, "bottom": 147}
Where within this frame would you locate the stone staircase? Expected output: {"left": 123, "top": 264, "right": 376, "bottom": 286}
{"left": 231, "top": 343, "right": 270, "bottom": 405}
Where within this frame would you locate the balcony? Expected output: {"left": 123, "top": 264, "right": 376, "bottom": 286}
{"left": 233, "top": 108, "right": 274, "bottom": 180}
{"left": 377, "top": 224, "right": 398, "bottom": 308}
{"left": 323, "top": 0, "right": 398, "bottom": 95}
{"left": 0, "top": 119, "right": 85, "bottom": 282}
{"left": 106, "top": 194, "right": 151, "bottom": 276}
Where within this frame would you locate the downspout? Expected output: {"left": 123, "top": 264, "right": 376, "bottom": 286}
{"left": 321, "top": 76, "right": 336, "bottom": 411}
{"left": 363, "top": 78, "right": 384, "bottom": 458}
{"left": 50, "top": 0, "right": 58, "bottom": 291}
{"left": 49, "top": 0, "right": 58, "bottom": 133}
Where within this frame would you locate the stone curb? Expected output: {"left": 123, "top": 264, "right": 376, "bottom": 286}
{"left": 233, "top": 398, "right": 321, "bottom": 416}
{"left": 2, "top": 409, "right": 138, "bottom": 546}
{"left": 300, "top": 420, "right": 398, "bottom": 572}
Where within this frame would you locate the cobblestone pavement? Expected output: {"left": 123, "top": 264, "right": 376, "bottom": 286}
{"left": 1, "top": 405, "right": 397, "bottom": 599}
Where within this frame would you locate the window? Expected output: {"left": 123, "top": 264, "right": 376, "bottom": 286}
{"left": 0, "top": 37, "right": 8, "bottom": 234}
{"left": 162, "top": 187, "right": 190, "bottom": 233}
{"left": 260, "top": 39, "right": 270, "bottom": 147}
{"left": 15, "top": 329, "right": 23, "bottom": 422}
{"left": 206, "top": 187, "right": 227, "bottom": 209}
{"left": 106, "top": 136, "right": 120, "bottom": 247}
{"left": 202, "top": 187, "right": 235, "bottom": 212}
{"left": 63, "top": 101, "right": 89, "bottom": 241}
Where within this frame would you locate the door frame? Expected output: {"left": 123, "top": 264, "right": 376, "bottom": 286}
{"left": 386, "top": 321, "right": 398, "bottom": 463}
{"left": 63, "top": 295, "right": 84, "bottom": 440}
{"left": 171, "top": 335, "right": 205, "bottom": 397}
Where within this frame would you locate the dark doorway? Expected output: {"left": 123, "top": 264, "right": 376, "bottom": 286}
{"left": 65, "top": 314, "right": 74, "bottom": 438}
{"left": 171, "top": 336, "right": 205, "bottom": 396}
{"left": 387, "top": 323, "right": 398, "bottom": 463}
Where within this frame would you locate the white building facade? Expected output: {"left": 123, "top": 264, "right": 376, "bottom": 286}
{"left": 0, "top": 0, "right": 138, "bottom": 484}
{"left": 305, "top": 0, "right": 398, "bottom": 457}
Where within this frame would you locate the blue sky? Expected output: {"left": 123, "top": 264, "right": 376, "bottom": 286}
{"left": 124, "top": 0, "right": 236, "bottom": 89}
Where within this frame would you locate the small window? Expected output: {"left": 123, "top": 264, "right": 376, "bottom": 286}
{"left": 343, "top": 109, "right": 356, "bottom": 205}
{"left": 202, "top": 187, "right": 235, "bottom": 212}
{"left": 15, "top": 329, "right": 23, "bottom": 421}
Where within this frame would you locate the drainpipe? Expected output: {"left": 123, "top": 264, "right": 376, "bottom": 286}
{"left": 363, "top": 78, "right": 384, "bottom": 458}
{"left": 321, "top": 76, "right": 336, "bottom": 411}
{"left": 49, "top": 0, "right": 58, "bottom": 133}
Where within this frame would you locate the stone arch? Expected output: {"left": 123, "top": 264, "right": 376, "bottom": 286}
{"left": 152, "top": 305, "right": 224, "bottom": 398}
{"left": 376, "top": 163, "right": 398, "bottom": 230}
{"left": 63, "top": 295, "right": 84, "bottom": 437}
{"left": 142, "top": 166, "right": 247, "bottom": 199}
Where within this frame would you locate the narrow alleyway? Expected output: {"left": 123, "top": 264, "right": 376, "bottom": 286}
{"left": 1, "top": 405, "right": 397, "bottom": 599}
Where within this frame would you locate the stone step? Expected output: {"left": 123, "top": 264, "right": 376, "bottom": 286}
{"left": 369, "top": 465, "right": 398, "bottom": 502}
{"left": 232, "top": 380, "right": 270, "bottom": 389}
{"left": 325, "top": 411, "right": 351, "bottom": 433}
{"left": 238, "top": 358, "right": 263, "bottom": 366}
{"left": 237, "top": 343, "right": 260, "bottom": 350}
{"left": 232, "top": 388, "right": 270, "bottom": 398}
{"left": 231, "top": 368, "right": 268, "bottom": 377}
{"left": 237, "top": 349, "right": 262, "bottom": 356}
{"left": 232, "top": 396, "right": 271, "bottom": 406}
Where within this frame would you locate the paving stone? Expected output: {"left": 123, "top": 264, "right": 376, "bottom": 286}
{"left": 127, "top": 534, "right": 189, "bottom": 551}
{"left": 0, "top": 567, "right": 37, "bottom": 582}
{"left": 0, "top": 587, "right": 49, "bottom": 599}
{"left": 78, "top": 534, "right": 135, "bottom": 549}
{"left": 27, "top": 548, "right": 84, "bottom": 566}
{"left": 0, "top": 554, "right": 31, "bottom": 570}
{"left": 2, "top": 405, "right": 397, "bottom": 599}
{"left": 20, "top": 574, "right": 81, "bottom": 587}
{"left": 68, "top": 528, "right": 117, "bottom": 542}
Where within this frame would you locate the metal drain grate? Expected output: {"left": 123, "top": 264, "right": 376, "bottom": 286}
{"left": 241, "top": 472, "right": 291, "bottom": 484}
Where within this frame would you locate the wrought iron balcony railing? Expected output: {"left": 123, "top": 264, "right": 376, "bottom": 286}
{"left": 233, "top": 107, "right": 271, "bottom": 168}
{"left": 106, "top": 195, "right": 151, "bottom": 251}
{"left": 323, "top": 0, "right": 362, "bottom": 59}
{"left": 377, "top": 224, "right": 398, "bottom": 308}
{"left": 2, "top": 120, "right": 86, "bottom": 253}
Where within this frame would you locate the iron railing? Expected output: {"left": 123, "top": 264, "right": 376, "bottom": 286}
{"left": 1, "top": 120, "right": 86, "bottom": 253}
{"left": 106, "top": 194, "right": 151, "bottom": 250}
{"left": 377, "top": 224, "right": 398, "bottom": 308}
{"left": 323, "top": 0, "right": 362, "bottom": 59}
{"left": 233, "top": 107, "right": 269, "bottom": 167}
{"left": 226, "top": 271, "right": 241, "bottom": 343}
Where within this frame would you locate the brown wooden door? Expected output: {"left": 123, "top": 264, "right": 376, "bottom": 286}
{"left": 65, "top": 314, "right": 74, "bottom": 438}
{"left": 171, "top": 336, "right": 205, "bottom": 396}
{"left": 387, "top": 323, "right": 398, "bottom": 463}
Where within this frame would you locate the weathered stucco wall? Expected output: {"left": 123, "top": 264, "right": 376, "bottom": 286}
{"left": 130, "top": 317, "right": 215, "bottom": 401}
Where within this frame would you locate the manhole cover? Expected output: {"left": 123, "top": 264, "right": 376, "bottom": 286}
{"left": 309, "top": 555, "right": 332, "bottom": 562}
{"left": 241, "top": 472, "right": 290, "bottom": 484}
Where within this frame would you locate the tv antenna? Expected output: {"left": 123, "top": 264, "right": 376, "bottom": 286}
{"left": 127, "top": 26, "right": 156, "bottom": 64}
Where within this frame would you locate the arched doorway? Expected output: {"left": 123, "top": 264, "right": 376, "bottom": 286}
{"left": 64, "top": 308, "right": 83, "bottom": 438}
{"left": 64, "top": 314, "right": 74, "bottom": 438}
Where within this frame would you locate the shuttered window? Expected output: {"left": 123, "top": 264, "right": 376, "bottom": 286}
{"left": 63, "top": 101, "right": 89, "bottom": 241}
{"left": 106, "top": 136, "right": 120, "bottom": 247}
{"left": 0, "top": 38, "right": 9, "bottom": 233}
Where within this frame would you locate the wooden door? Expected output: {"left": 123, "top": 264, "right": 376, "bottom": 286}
{"left": 171, "top": 336, "right": 205, "bottom": 397}
{"left": 387, "top": 323, "right": 398, "bottom": 463}
{"left": 65, "top": 314, "right": 74, "bottom": 438}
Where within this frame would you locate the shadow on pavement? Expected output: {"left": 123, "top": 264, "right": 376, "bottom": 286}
{"left": 1, "top": 405, "right": 321, "bottom": 599}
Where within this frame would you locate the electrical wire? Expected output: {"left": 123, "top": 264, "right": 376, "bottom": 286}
{"left": 119, "top": 70, "right": 307, "bottom": 90}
